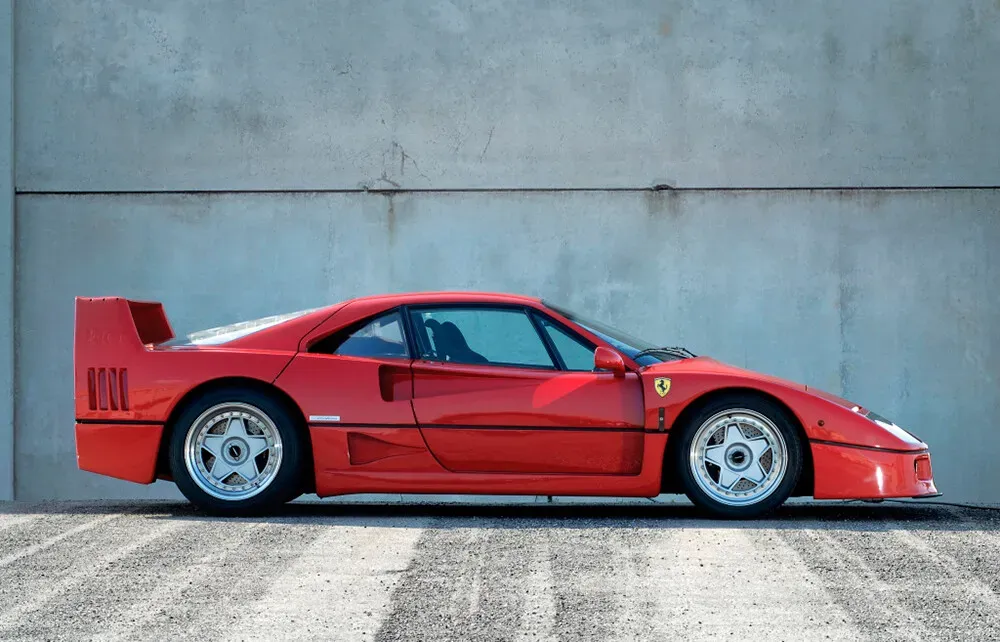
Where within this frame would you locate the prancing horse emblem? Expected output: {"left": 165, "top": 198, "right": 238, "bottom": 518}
{"left": 654, "top": 377, "right": 671, "bottom": 397}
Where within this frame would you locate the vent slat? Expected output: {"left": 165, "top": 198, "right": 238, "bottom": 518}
{"left": 107, "top": 368, "right": 118, "bottom": 410}
{"left": 87, "top": 368, "right": 97, "bottom": 410}
{"left": 119, "top": 368, "right": 129, "bottom": 411}
{"left": 97, "top": 368, "right": 108, "bottom": 410}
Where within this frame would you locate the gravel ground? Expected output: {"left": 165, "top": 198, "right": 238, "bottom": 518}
{"left": 1, "top": 500, "right": 999, "bottom": 641}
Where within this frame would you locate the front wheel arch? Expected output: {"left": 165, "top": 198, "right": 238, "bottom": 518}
{"left": 660, "top": 387, "right": 813, "bottom": 497}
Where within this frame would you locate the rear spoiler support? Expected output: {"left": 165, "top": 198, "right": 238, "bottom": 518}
{"left": 126, "top": 300, "right": 174, "bottom": 346}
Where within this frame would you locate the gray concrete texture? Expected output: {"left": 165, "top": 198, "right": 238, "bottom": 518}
{"left": 2, "top": 501, "right": 1000, "bottom": 640}
{"left": 14, "top": 0, "right": 1000, "bottom": 191}
{"left": 1, "top": 0, "right": 13, "bottom": 502}
{"left": 15, "top": 189, "right": 1000, "bottom": 501}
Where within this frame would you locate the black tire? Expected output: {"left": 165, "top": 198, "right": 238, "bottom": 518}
{"left": 674, "top": 393, "right": 804, "bottom": 519}
{"left": 168, "top": 387, "right": 306, "bottom": 515}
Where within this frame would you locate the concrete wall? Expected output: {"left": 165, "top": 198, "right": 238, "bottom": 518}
{"left": 8, "top": 1, "right": 1000, "bottom": 501}
{"left": 16, "top": 190, "right": 1000, "bottom": 501}
{"left": 1, "top": 0, "right": 13, "bottom": 501}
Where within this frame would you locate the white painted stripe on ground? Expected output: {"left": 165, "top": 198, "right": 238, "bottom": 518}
{"left": 806, "top": 528, "right": 927, "bottom": 641}
{"left": 892, "top": 529, "right": 1000, "bottom": 608}
{"left": 646, "top": 527, "right": 864, "bottom": 641}
{"left": 514, "top": 535, "right": 556, "bottom": 642}
{"left": 610, "top": 531, "right": 667, "bottom": 641}
{"left": 98, "top": 519, "right": 280, "bottom": 642}
{"left": 227, "top": 520, "right": 428, "bottom": 642}
{"left": 0, "top": 514, "right": 118, "bottom": 568}
{"left": 0, "top": 513, "right": 40, "bottom": 532}
{"left": 0, "top": 519, "right": 185, "bottom": 630}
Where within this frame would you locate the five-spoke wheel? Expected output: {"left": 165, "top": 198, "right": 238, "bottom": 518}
{"left": 690, "top": 409, "right": 787, "bottom": 506}
{"left": 169, "top": 388, "right": 305, "bottom": 514}
{"left": 183, "top": 403, "right": 283, "bottom": 501}
{"left": 677, "top": 394, "right": 803, "bottom": 518}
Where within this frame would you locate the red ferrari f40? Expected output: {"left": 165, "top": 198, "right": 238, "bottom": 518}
{"left": 74, "top": 292, "right": 938, "bottom": 517}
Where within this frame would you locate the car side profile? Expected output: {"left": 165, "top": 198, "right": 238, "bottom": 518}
{"left": 73, "top": 292, "right": 938, "bottom": 518}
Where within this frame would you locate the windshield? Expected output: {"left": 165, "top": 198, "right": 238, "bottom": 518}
{"left": 544, "top": 302, "right": 671, "bottom": 366}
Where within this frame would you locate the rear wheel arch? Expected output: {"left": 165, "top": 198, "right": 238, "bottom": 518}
{"left": 660, "top": 387, "right": 814, "bottom": 497}
{"left": 156, "top": 376, "right": 314, "bottom": 492}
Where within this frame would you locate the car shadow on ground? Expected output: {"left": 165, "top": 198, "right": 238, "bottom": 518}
{"left": 3, "top": 499, "right": 998, "bottom": 531}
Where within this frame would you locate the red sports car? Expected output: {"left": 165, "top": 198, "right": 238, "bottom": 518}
{"left": 74, "top": 292, "right": 938, "bottom": 518}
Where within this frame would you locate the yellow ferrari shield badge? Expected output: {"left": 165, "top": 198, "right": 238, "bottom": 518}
{"left": 654, "top": 377, "right": 671, "bottom": 397}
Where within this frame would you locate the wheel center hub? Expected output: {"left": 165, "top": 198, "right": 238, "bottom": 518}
{"left": 725, "top": 444, "right": 752, "bottom": 471}
{"left": 222, "top": 437, "right": 249, "bottom": 464}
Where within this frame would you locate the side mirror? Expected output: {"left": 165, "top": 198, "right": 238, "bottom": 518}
{"left": 594, "top": 346, "right": 626, "bottom": 377}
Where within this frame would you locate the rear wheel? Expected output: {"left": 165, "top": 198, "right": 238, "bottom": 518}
{"left": 168, "top": 388, "right": 305, "bottom": 515}
{"left": 676, "top": 394, "right": 803, "bottom": 518}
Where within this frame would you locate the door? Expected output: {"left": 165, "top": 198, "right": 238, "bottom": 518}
{"left": 275, "top": 310, "right": 429, "bottom": 473}
{"left": 406, "top": 305, "right": 646, "bottom": 475}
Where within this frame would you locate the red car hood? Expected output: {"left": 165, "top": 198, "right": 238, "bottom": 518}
{"left": 644, "top": 357, "right": 858, "bottom": 406}
{"left": 800, "top": 384, "right": 859, "bottom": 410}
{"left": 642, "top": 356, "right": 809, "bottom": 393}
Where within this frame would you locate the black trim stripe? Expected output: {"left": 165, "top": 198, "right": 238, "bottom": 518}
{"left": 76, "top": 418, "right": 165, "bottom": 426}
{"left": 809, "top": 438, "right": 928, "bottom": 455}
{"left": 310, "top": 422, "right": 416, "bottom": 429}
{"left": 423, "top": 423, "right": 647, "bottom": 433}
{"left": 309, "top": 421, "right": 649, "bottom": 434}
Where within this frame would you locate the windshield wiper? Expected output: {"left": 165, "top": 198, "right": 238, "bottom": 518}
{"left": 633, "top": 346, "right": 697, "bottom": 360}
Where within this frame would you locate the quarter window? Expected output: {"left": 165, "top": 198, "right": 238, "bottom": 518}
{"left": 311, "top": 311, "right": 409, "bottom": 359}
{"left": 409, "top": 307, "right": 555, "bottom": 369}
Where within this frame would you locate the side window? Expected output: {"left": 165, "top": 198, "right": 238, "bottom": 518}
{"left": 538, "top": 317, "right": 596, "bottom": 371}
{"left": 409, "top": 307, "right": 555, "bottom": 369}
{"left": 311, "top": 311, "right": 409, "bottom": 359}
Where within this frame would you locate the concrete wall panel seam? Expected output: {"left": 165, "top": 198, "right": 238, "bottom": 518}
{"left": 14, "top": 185, "right": 1000, "bottom": 197}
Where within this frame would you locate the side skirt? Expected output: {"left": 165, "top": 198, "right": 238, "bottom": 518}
{"left": 310, "top": 429, "right": 669, "bottom": 498}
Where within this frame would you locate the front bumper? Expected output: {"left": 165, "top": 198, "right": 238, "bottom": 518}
{"left": 811, "top": 441, "right": 938, "bottom": 500}
{"left": 76, "top": 422, "right": 163, "bottom": 484}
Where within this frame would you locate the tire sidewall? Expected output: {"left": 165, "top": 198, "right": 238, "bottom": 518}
{"left": 168, "top": 388, "right": 305, "bottom": 515}
{"left": 676, "top": 394, "right": 804, "bottom": 518}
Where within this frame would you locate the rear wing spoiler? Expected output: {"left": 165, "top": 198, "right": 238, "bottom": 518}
{"left": 74, "top": 296, "right": 175, "bottom": 351}
{"left": 74, "top": 297, "right": 175, "bottom": 417}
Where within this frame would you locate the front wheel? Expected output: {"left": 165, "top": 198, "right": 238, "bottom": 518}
{"left": 676, "top": 394, "right": 804, "bottom": 518}
{"left": 168, "top": 388, "right": 306, "bottom": 515}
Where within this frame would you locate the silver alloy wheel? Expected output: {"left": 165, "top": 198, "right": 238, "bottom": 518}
{"left": 183, "top": 402, "right": 283, "bottom": 501}
{"left": 689, "top": 408, "right": 788, "bottom": 506}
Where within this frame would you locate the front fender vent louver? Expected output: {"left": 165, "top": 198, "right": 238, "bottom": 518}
{"left": 87, "top": 367, "right": 129, "bottom": 411}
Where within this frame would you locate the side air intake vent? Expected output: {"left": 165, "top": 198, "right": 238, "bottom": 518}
{"left": 87, "top": 367, "right": 129, "bottom": 411}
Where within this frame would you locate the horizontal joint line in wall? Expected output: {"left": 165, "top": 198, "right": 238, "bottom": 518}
{"left": 15, "top": 185, "right": 1000, "bottom": 196}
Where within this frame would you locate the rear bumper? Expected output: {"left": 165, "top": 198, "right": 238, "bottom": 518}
{"left": 75, "top": 422, "right": 164, "bottom": 484}
{"left": 811, "top": 441, "right": 938, "bottom": 500}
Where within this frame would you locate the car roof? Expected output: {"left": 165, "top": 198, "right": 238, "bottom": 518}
{"left": 341, "top": 291, "right": 543, "bottom": 307}
{"left": 217, "top": 291, "right": 544, "bottom": 351}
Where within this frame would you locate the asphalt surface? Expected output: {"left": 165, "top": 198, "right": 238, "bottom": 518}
{"left": 1, "top": 501, "right": 999, "bottom": 641}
